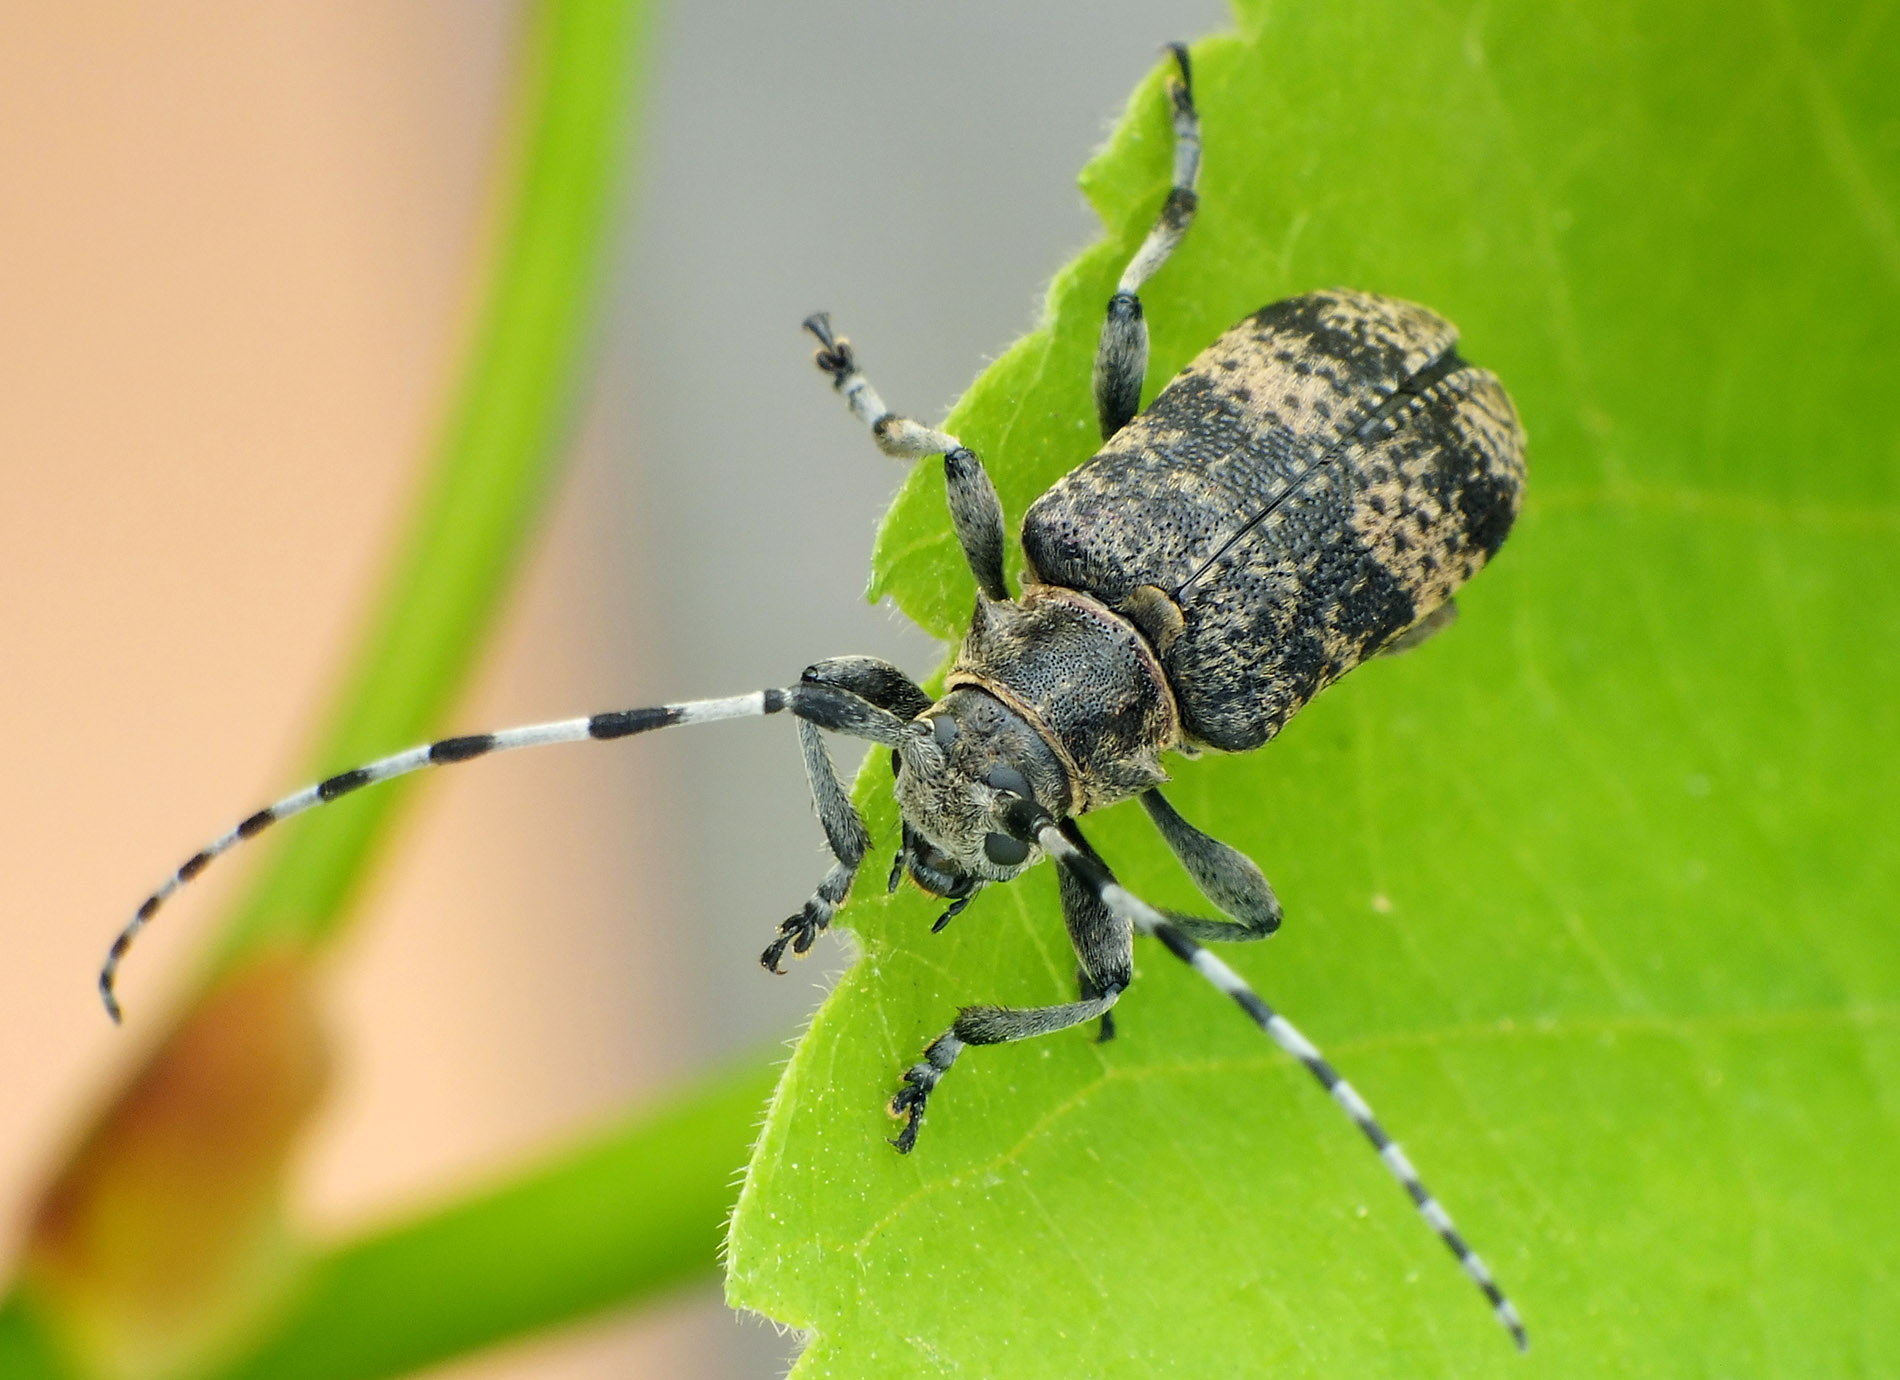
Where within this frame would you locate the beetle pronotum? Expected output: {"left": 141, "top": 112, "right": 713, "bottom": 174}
{"left": 103, "top": 46, "right": 1528, "bottom": 1349}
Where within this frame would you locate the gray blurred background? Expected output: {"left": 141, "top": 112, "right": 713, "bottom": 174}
{"left": 0, "top": 3, "right": 1229, "bottom": 1377}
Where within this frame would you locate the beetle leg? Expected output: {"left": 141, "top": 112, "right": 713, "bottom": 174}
{"left": 1093, "top": 43, "right": 1201, "bottom": 440}
{"left": 764, "top": 657, "right": 938, "bottom": 971}
{"left": 889, "top": 833, "right": 1134, "bottom": 1148}
{"left": 802, "top": 313, "right": 1010, "bottom": 601}
{"left": 889, "top": 988, "right": 1122, "bottom": 1153}
{"left": 762, "top": 714, "right": 869, "bottom": 972}
{"left": 1058, "top": 850, "right": 1134, "bottom": 1041}
{"left": 1375, "top": 597, "right": 1459, "bottom": 657}
{"left": 1140, "top": 788, "right": 1282, "bottom": 941}
{"left": 1078, "top": 967, "right": 1118, "bottom": 1044}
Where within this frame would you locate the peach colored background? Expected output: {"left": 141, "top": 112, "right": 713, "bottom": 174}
{"left": 0, "top": 4, "right": 723, "bottom": 1376}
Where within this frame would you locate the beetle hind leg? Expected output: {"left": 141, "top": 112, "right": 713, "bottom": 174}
{"left": 1093, "top": 43, "right": 1201, "bottom": 440}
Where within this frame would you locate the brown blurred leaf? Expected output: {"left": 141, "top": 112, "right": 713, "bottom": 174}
{"left": 24, "top": 954, "right": 328, "bottom": 1380}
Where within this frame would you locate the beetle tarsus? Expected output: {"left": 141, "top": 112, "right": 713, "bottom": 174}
{"left": 888, "top": 1081, "right": 928, "bottom": 1153}
{"left": 886, "top": 1030, "right": 964, "bottom": 1152}
{"left": 759, "top": 934, "right": 792, "bottom": 975}
{"left": 761, "top": 902, "right": 828, "bottom": 974}
{"left": 1165, "top": 41, "right": 1192, "bottom": 106}
{"left": 803, "top": 312, "right": 856, "bottom": 383}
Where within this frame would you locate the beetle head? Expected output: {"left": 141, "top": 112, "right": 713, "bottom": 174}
{"left": 891, "top": 687, "right": 1071, "bottom": 897}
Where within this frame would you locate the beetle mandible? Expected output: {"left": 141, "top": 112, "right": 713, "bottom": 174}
{"left": 101, "top": 47, "right": 1528, "bottom": 1349}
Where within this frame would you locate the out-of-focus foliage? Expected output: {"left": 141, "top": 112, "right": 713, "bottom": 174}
{"left": 0, "top": 5, "right": 747, "bottom": 1380}
{"left": 728, "top": 1, "right": 1900, "bottom": 1374}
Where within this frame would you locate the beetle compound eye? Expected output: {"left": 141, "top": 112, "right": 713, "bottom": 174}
{"left": 890, "top": 749, "right": 902, "bottom": 777}
{"left": 983, "top": 831, "right": 1030, "bottom": 866}
{"left": 984, "top": 764, "right": 1031, "bottom": 799}
{"left": 932, "top": 715, "right": 960, "bottom": 750}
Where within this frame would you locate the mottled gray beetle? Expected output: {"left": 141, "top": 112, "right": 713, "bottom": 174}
{"left": 104, "top": 48, "right": 1528, "bottom": 1349}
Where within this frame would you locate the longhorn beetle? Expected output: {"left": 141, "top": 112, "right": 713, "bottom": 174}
{"left": 103, "top": 47, "right": 1529, "bottom": 1349}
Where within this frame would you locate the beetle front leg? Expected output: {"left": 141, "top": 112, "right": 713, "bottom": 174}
{"left": 764, "top": 656, "right": 934, "bottom": 971}
{"left": 762, "top": 715, "right": 867, "bottom": 973}
{"left": 1060, "top": 848, "right": 1134, "bottom": 1042}
{"left": 890, "top": 991, "right": 1122, "bottom": 1152}
{"left": 892, "top": 842, "right": 1134, "bottom": 1148}
{"left": 1140, "top": 788, "right": 1282, "bottom": 942}
{"left": 1078, "top": 966, "right": 1118, "bottom": 1044}
{"left": 765, "top": 657, "right": 932, "bottom": 972}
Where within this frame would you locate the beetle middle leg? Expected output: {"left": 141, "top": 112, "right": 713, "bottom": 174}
{"left": 802, "top": 313, "right": 1010, "bottom": 601}
{"left": 1140, "top": 788, "right": 1282, "bottom": 942}
{"left": 1092, "top": 43, "right": 1201, "bottom": 441}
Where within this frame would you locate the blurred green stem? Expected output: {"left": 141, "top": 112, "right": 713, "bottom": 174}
{"left": 214, "top": 0, "right": 651, "bottom": 971}
{"left": 208, "top": 1061, "right": 777, "bottom": 1380}
{"left": 0, "top": 1061, "right": 777, "bottom": 1380}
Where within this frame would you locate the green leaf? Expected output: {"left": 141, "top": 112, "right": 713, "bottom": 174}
{"left": 729, "top": 3, "right": 1900, "bottom": 1376}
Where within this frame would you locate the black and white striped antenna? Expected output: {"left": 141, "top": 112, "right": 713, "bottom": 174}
{"left": 98, "top": 684, "right": 888, "bottom": 1022}
{"left": 1024, "top": 811, "right": 1529, "bottom": 1351}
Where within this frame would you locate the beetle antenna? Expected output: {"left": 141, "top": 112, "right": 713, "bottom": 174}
{"left": 101, "top": 681, "right": 915, "bottom": 1022}
{"left": 1142, "top": 917, "right": 1529, "bottom": 1350}
{"left": 1033, "top": 818, "right": 1528, "bottom": 1352}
